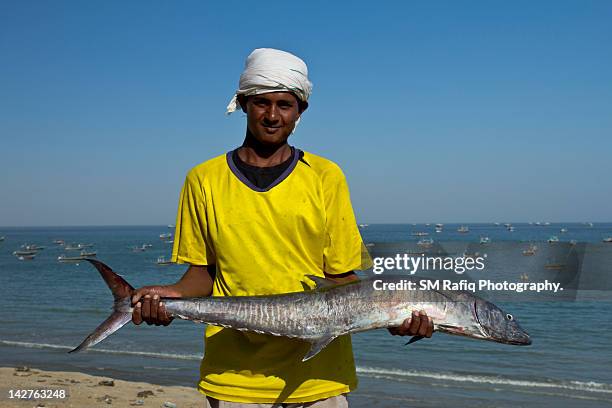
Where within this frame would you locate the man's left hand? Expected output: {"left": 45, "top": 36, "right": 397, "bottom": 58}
{"left": 389, "top": 310, "right": 434, "bottom": 338}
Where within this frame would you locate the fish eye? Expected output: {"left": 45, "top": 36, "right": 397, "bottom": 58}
{"left": 506, "top": 314, "right": 513, "bottom": 321}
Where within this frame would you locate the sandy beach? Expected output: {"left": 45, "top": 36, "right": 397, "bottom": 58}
{"left": 1, "top": 366, "right": 203, "bottom": 408}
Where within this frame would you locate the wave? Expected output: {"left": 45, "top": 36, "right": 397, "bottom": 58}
{"left": 0, "top": 340, "right": 202, "bottom": 361}
{"left": 357, "top": 366, "right": 612, "bottom": 395}
{"left": 2, "top": 340, "right": 610, "bottom": 396}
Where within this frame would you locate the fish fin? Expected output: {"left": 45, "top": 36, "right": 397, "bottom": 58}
{"left": 404, "top": 335, "right": 425, "bottom": 345}
{"left": 69, "top": 311, "right": 132, "bottom": 353}
{"left": 302, "top": 336, "right": 336, "bottom": 361}
{"left": 305, "top": 275, "right": 337, "bottom": 290}
{"left": 84, "top": 258, "right": 134, "bottom": 300}
{"left": 70, "top": 259, "right": 135, "bottom": 353}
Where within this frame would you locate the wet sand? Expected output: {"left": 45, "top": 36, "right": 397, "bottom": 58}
{"left": 1, "top": 366, "right": 203, "bottom": 407}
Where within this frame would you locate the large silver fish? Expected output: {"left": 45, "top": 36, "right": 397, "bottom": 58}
{"left": 71, "top": 259, "right": 531, "bottom": 360}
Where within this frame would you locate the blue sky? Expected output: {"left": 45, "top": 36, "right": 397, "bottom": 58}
{"left": 1, "top": 1, "right": 611, "bottom": 226}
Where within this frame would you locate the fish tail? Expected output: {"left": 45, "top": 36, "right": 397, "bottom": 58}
{"left": 69, "top": 259, "right": 134, "bottom": 353}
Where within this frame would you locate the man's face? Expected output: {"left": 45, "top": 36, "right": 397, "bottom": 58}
{"left": 241, "top": 92, "right": 305, "bottom": 146}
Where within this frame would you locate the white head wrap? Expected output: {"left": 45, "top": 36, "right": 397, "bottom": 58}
{"left": 226, "top": 48, "right": 313, "bottom": 115}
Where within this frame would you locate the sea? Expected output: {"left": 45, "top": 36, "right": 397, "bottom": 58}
{"left": 0, "top": 223, "right": 611, "bottom": 407}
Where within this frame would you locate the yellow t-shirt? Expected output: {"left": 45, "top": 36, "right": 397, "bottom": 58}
{"left": 171, "top": 148, "right": 371, "bottom": 403}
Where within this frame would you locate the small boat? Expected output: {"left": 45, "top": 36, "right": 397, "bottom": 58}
{"left": 504, "top": 223, "right": 512, "bottom": 228}
{"left": 358, "top": 224, "right": 369, "bottom": 228}
{"left": 603, "top": 237, "right": 612, "bottom": 243}
{"left": 417, "top": 238, "right": 434, "bottom": 247}
{"left": 142, "top": 243, "right": 153, "bottom": 248}
{"left": 522, "top": 244, "right": 537, "bottom": 256}
{"left": 64, "top": 243, "right": 81, "bottom": 250}
{"left": 167, "top": 224, "right": 175, "bottom": 229}
{"left": 457, "top": 225, "right": 469, "bottom": 233}
{"left": 507, "top": 226, "right": 515, "bottom": 232}
{"left": 411, "top": 231, "right": 429, "bottom": 236}
{"left": 0, "top": 236, "right": 5, "bottom": 242}
{"left": 165, "top": 240, "right": 174, "bottom": 244}
{"left": 79, "top": 250, "right": 97, "bottom": 257}
{"left": 435, "top": 226, "right": 443, "bottom": 233}
{"left": 544, "top": 263, "right": 565, "bottom": 270}
{"left": 547, "top": 236, "right": 559, "bottom": 243}
{"left": 156, "top": 256, "right": 173, "bottom": 265}
{"left": 560, "top": 228, "right": 568, "bottom": 233}
{"left": 21, "top": 244, "right": 45, "bottom": 251}
{"left": 77, "top": 243, "right": 94, "bottom": 249}
{"left": 131, "top": 245, "right": 147, "bottom": 252}
{"left": 18, "top": 254, "right": 36, "bottom": 261}
{"left": 160, "top": 233, "right": 172, "bottom": 240}
{"left": 13, "top": 250, "right": 37, "bottom": 257}
{"left": 58, "top": 254, "right": 89, "bottom": 262}
{"left": 479, "top": 236, "right": 491, "bottom": 245}
{"left": 53, "top": 239, "right": 65, "bottom": 245}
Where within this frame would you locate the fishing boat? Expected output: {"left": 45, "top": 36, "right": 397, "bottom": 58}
{"left": 457, "top": 225, "right": 469, "bottom": 233}
{"left": 603, "top": 237, "right": 612, "bottom": 243}
{"left": 156, "top": 256, "right": 173, "bottom": 265}
{"left": 13, "top": 250, "right": 37, "bottom": 257}
{"left": 417, "top": 238, "right": 434, "bottom": 247}
{"left": 21, "top": 244, "right": 45, "bottom": 251}
{"left": 479, "top": 236, "right": 491, "bottom": 245}
{"left": 18, "top": 254, "right": 36, "bottom": 261}
{"left": 547, "top": 236, "right": 560, "bottom": 243}
{"left": 544, "top": 263, "right": 565, "bottom": 270}
{"left": 522, "top": 244, "right": 537, "bottom": 256}
{"left": 58, "top": 254, "right": 87, "bottom": 262}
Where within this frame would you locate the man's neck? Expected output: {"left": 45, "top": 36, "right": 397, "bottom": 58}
{"left": 238, "top": 134, "right": 292, "bottom": 167}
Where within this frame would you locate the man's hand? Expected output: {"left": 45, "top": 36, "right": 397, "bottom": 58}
{"left": 389, "top": 310, "right": 434, "bottom": 338}
{"left": 132, "top": 286, "right": 179, "bottom": 326}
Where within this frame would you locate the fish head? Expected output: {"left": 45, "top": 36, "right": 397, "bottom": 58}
{"left": 474, "top": 298, "right": 531, "bottom": 345}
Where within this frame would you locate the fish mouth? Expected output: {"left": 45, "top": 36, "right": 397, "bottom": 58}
{"left": 474, "top": 300, "right": 532, "bottom": 346}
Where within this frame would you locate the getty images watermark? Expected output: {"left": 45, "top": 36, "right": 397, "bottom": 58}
{"left": 370, "top": 253, "right": 563, "bottom": 294}
{"left": 372, "top": 253, "right": 486, "bottom": 275}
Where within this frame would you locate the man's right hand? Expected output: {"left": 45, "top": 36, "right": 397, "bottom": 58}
{"left": 132, "top": 286, "right": 180, "bottom": 326}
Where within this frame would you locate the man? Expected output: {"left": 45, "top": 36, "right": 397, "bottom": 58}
{"left": 132, "top": 48, "right": 433, "bottom": 407}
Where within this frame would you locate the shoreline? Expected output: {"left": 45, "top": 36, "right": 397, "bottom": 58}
{"left": 0, "top": 366, "right": 203, "bottom": 408}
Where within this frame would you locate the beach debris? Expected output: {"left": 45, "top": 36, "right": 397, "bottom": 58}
{"left": 131, "top": 400, "right": 145, "bottom": 406}
{"left": 97, "top": 394, "right": 113, "bottom": 404}
{"left": 137, "top": 390, "right": 155, "bottom": 398}
{"left": 157, "top": 388, "right": 164, "bottom": 392}
{"left": 162, "top": 402, "right": 177, "bottom": 408}
{"left": 15, "top": 366, "right": 31, "bottom": 372}
{"left": 98, "top": 379, "right": 115, "bottom": 386}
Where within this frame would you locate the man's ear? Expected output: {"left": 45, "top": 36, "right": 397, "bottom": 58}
{"left": 298, "top": 100, "right": 309, "bottom": 114}
{"left": 237, "top": 94, "right": 248, "bottom": 113}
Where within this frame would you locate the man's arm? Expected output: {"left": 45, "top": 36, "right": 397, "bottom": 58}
{"left": 325, "top": 271, "right": 433, "bottom": 338}
{"left": 132, "top": 264, "right": 214, "bottom": 326}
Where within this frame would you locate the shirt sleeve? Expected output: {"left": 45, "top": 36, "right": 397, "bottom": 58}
{"left": 322, "top": 164, "right": 372, "bottom": 274}
{"left": 171, "top": 171, "right": 215, "bottom": 266}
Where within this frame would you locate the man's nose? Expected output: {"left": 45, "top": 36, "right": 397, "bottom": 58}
{"left": 264, "top": 105, "right": 280, "bottom": 123}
